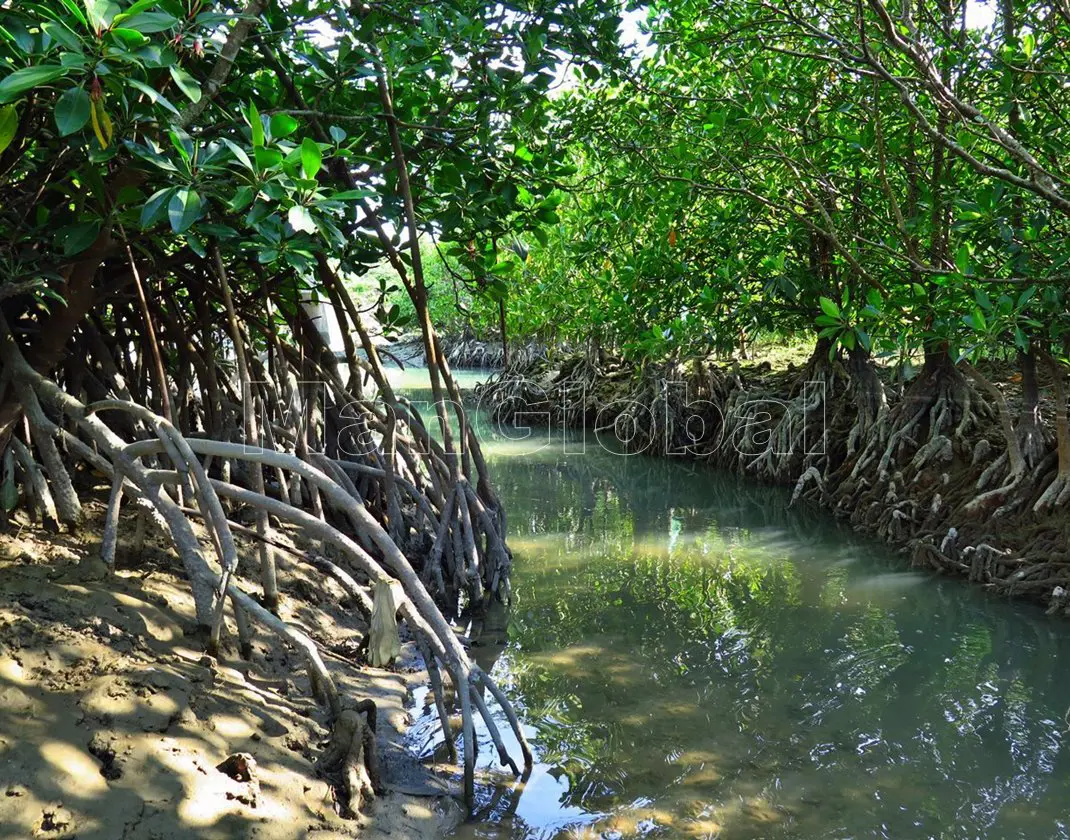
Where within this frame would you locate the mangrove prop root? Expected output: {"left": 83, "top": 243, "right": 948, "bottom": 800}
{"left": 0, "top": 300, "right": 527, "bottom": 809}
{"left": 481, "top": 346, "right": 1070, "bottom": 613}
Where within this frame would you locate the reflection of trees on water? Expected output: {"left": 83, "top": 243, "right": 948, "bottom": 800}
{"left": 485, "top": 443, "right": 1070, "bottom": 838}
{"left": 386, "top": 396, "right": 1070, "bottom": 836}
{"left": 490, "top": 438, "right": 836, "bottom": 545}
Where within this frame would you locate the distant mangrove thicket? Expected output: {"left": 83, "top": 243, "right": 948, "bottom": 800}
{"left": 479, "top": 0, "right": 1070, "bottom": 608}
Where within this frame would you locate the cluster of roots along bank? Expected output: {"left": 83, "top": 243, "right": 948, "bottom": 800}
{"left": 480, "top": 342, "right": 1070, "bottom": 612}
{"left": 0, "top": 242, "right": 531, "bottom": 810}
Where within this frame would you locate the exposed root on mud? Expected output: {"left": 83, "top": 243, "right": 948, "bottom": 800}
{"left": 480, "top": 343, "right": 1070, "bottom": 611}
{"left": 0, "top": 283, "right": 529, "bottom": 808}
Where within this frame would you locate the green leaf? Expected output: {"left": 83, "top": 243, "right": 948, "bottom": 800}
{"left": 113, "top": 0, "right": 165, "bottom": 19}
{"left": 168, "top": 65, "right": 201, "bottom": 103}
{"left": 287, "top": 205, "right": 317, "bottom": 234}
{"left": 974, "top": 288, "right": 993, "bottom": 311}
{"left": 220, "top": 138, "right": 253, "bottom": 172}
{"left": 110, "top": 27, "right": 148, "bottom": 47}
{"left": 56, "top": 0, "right": 89, "bottom": 27}
{"left": 125, "top": 77, "right": 180, "bottom": 116}
{"left": 955, "top": 243, "right": 971, "bottom": 275}
{"left": 41, "top": 21, "right": 84, "bottom": 52}
{"left": 197, "top": 222, "right": 238, "bottom": 239}
{"left": 322, "top": 188, "right": 374, "bottom": 202}
{"left": 0, "top": 65, "right": 69, "bottom": 104}
{"left": 84, "top": 0, "right": 121, "bottom": 31}
{"left": 300, "top": 137, "right": 322, "bottom": 179}
{"left": 329, "top": 125, "right": 346, "bottom": 143}
{"left": 248, "top": 102, "right": 264, "bottom": 147}
{"left": 269, "top": 113, "right": 298, "bottom": 138}
{"left": 818, "top": 296, "right": 840, "bottom": 319}
{"left": 254, "top": 146, "right": 282, "bottom": 171}
{"left": 229, "top": 185, "right": 255, "bottom": 212}
{"left": 187, "top": 235, "right": 206, "bottom": 259}
{"left": 0, "top": 105, "right": 17, "bottom": 154}
{"left": 167, "top": 127, "right": 193, "bottom": 162}
{"left": 115, "top": 11, "right": 179, "bottom": 32}
{"left": 140, "top": 186, "right": 175, "bottom": 228}
{"left": 59, "top": 220, "right": 102, "bottom": 256}
{"left": 55, "top": 87, "right": 91, "bottom": 136}
{"left": 168, "top": 187, "right": 202, "bottom": 233}
{"left": 1022, "top": 32, "right": 1036, "bottom": 59}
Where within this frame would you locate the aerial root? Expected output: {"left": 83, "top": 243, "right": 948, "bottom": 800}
{"left": 790, "top": 466, "right": 825, "bottom": 506}
{"left": 416, "top": 634, "right": 457, "bottom": 764}
{"left": 1034, "top": 474, "right": 1070, "bottom": 514}
{"left": 231, "top": 594, "right": 254, "bottom": 660}
{"left": 9, "top": 436, "right": 59, "bottom": 526}
{"left": 0, "top": 321, "right": 528, "bottom": 808}
{"left": 15, "top": 379, "right": 83, "bottom": 526}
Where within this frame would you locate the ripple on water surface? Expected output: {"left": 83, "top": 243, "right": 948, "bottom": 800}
{"left": 398, "top": 372, "right": 1070, "bottom": 840}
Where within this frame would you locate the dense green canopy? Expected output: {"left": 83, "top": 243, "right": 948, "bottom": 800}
{"left": 479, "top": 0, "right": 1070, "bottom": 369}
{"left": 0, "top": 0, "right": 618, "bottom": 340}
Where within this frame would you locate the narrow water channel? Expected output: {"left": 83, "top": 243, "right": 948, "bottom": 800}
{"left": 396, "top": 369, "right": 1070, "bottom": 840}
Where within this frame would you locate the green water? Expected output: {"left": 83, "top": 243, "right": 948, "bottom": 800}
{"left": 400, "top": 370, "right": 1070, "bottom": 840}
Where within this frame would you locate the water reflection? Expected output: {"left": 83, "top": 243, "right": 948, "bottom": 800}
{"left": 400, "top": 374, "right": 1070, "bottom": 840}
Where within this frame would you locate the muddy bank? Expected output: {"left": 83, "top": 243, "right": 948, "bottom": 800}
{"left": 0, "top": 499, "right": 462, "bottom": 840}
{"left": 479, "top": 348, "right": 1070, "bottom": 613}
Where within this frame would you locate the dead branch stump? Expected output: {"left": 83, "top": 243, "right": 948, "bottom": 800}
{"left": 318, "top": 699, "right": 382, "bottom": 817}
